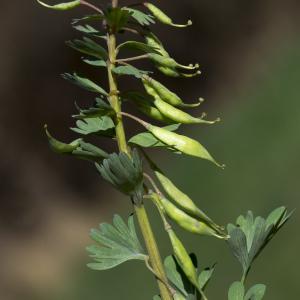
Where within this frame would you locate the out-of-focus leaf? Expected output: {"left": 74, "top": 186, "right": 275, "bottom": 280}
{"left": 244, "top": 284, "right": 266, "bottom": 300}
{"left": 72, "top": 14, "right": 104, "bottom": 24}
{"left": 124, "top": 8, "right": 155, "bottom": 26}
{"left": 83, "top": 58, "right": 107, "bottom": 67}
{"left": 95, "top": 149, "right": 144, "bottom": 203}
{"left": 105, "top": 7, "right": 130, "bottom": 32}
{"left": 117, "top": 41, "right": 157, "bottom": 54}
{"left": 73, "top": 98, "right": 114, "bottom": 119}
{"left": 113, "top": 65, "right": 150, "bottom": 78}
{"left": 87, "top": 214, "right": 146, "bottom": 271}
{"left": 73, "top": 24, "right": 99, "bottom": 34}
{"left": 198, "top": 264, "right": 216, "bottom": 290}
{"left": 62, "top": 73, "right": 108, "bottom": 95}
{"left": 228, "top": 281, "right": 245, "bottom": 300}
{"left": 36, "top": 0, "right": 80, "bottom": 11}
{"left": 66, "top": 37, "right": 108, "bottom": 60}
{"left": 153, "top": 296, "right": 161, "bottom": 300}
{"left": 71, "top": 116, "right": 115, "bottom": 137}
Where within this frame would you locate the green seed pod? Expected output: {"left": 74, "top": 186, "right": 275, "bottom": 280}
{"left": 142, "top": 79, "right": 218, "bottom": 124}
{"left": 167, "top": 229, "right": 198, "bottom": 286}
{"left": 36, "top": 0, "right": 81, "bottom": 10}
{"left": 173, "top": 292, "right": 186, "bottom": 300}
{"left": 143, "top": 76, "right": 201, "bottom": 108}
{"left": 45, "top": 125, "right": 81, "bottom": 153}
{"left": 144, "top": 33, "right": 170, "bottom": 57}
{"left": 152, "top": 168, "right": 224, "bottom": 233}
{"left": 144, "top": 2, "right": 192, "bottom": 28}
{"left": 149, "top": 53, "right": 199, "bottom": 71}
{"left": 158, "top": 195, "right": 228, "bottom": 239}
{"left": 125, "top": 91, "right": 173, "bottom": 123}
{"left": 157, "top": 65, "right": 201, "bottom": 78}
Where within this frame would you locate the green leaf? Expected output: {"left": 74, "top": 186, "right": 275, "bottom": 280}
{"left": 112, "top": 65, "right": 150, "bottom": 78}
{"left": 73, "top": 98, "right": 114, "bottom": 119}
{"left": 72, "top": 14, "right": 104, "bottom": 24}
{"left": 36, "top": 0, "right": 80, "bottom": 11}
{"left": 124, "top": 7, "right": 155, "bottom": 26}
{"left": 95, "top": 149, "right": 144, "bottom": 203}
{"left": 83, "top": 58, "right": 107, "bottom": 67}
{"left": 62, "top": 73, "right": 108, "bottom": 95}
{"left": 244, "top": 284, "right": 266, "bottom": 300}
{"left": 71, "top": 116, "right": 115, "bottom": 137}
{"left": 87, "top": 214, "right": 146, "bottom": 271}
{"left": 66, "top": 37, "right": 108, "bottom": 60}
{"left": 105, "top": 7, "right": 130, "bottom": 32}
{"left": 227, "top": 227, "right": 249, "bottom": 274}
{"left": 228, "top": 281, "right": 245, "bottom": 300}
{"left": 128, "top": 124, "right": 180, "bottom": 148}
{"left": 227, "top": 207, "right": 292, "bottom": 280}
{"left": 153, "top": 296, "right": 161, "bottom": 300}
{"left": 117, "top": 41, "right": 158, "bottom": 54}
{"left": 73, "top": 24, "right": 99, "bottom": 34}
{"left": 198, "top": 264, "right": 216, "bottom": 290}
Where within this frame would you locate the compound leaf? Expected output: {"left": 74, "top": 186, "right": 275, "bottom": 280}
{"left": 87, "top": 214, "right": 146, "bottom": 271}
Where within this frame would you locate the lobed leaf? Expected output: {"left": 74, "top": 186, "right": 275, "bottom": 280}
{"left": 87, "top": 214, "right": 146, "bottom": 271}
{"left": 71, "top": 116, "right": 115, "bottom": 137}
{"left": 62, "top": 73, "right": 108, "bottom": 96}
{"left": 66, "top": 37, "right": 108, "bottom": 60}
{"left": 124, "top": 7, "right": 155, "bottom": 26}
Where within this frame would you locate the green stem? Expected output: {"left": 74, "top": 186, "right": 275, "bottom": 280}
{"left": 107, "top": 1, "right": 172, "bottom": 299}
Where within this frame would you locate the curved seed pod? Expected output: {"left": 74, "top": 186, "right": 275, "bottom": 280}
{"left": 148, "top": 125, "right": 224, "bottom": 167}
{"left": 143, "top": 76, "right": 201, "bottom": 108}
{"left": 144, "top": 32, "right": 170, "bottom": 57}
{"left": 157, "top": 65, "right": 201, "bottom": 78}
{"left": 125, "top": 92, "right": 173, "bottom": 123}
{"left": 142, "top": 79, "right": 217, "bottom": 124}
{"left": 158, "top": 195, "right": 228, "bottom": 239}
{"left": 144, "top": 3, "right": 192, "bottom": 28}
{"left": 149, "top": 53, "right": 199, "bottom": 70}
{"left": 146, "top": 157, "right": 224, "bottom": 232}
{"left": 36, "top": 0, "right": 81, "bottom": 10}
{"left": 45, "top": 125, "right": 81, "bottom": 153}
{"left": 167, "top": 229, "right": 198, "bottom": 286}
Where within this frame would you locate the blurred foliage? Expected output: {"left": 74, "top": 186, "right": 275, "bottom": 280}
{"left": 41, "top": 36, "right": 299, "bottom": 300}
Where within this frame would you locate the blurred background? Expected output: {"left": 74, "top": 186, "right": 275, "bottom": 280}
{"left": 0, "top": 0, "right": 299, "bottom": 299}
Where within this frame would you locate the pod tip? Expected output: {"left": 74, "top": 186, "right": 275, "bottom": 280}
{"left": 187, "top": 20, "right": 193, "bottom": 26}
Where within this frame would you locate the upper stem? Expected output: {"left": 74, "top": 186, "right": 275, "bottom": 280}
{"left": 106, "top": 2, "right": 172, "bottom": 299}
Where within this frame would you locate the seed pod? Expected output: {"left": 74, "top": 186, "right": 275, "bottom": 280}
{"left": 142, "top": 79, "right": 218, "bottom": 125}
{"left": 36, "top": 0, "right": 81, "bottom": 10}
{"left": 144, "top": 33, "right": 170, "bottom": 57}
{"left": 149, "top": 53, "right": 199, "bottom": 71}
{"left": 151, "top": 166, "right": 224, "bottom": 233}
{"left": 158, "top": 195, "right": 228, "bottom": 239}
{"left": 143, "top": 76, "right": 201, "bottom": 108}
{"left": 167, "top": 229, "right": 198, "bottom": 286}
{"left": 45, "top": 125, "right": 81, "bottom": 153}
{"left": 144, "top": 2, "right": 192, "bottom": 28}
{"left": 157, "top": 65, "right": 201, "bottom": 78}
{"left": 125, "top": 91, "right": 173, "bottom": 123}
